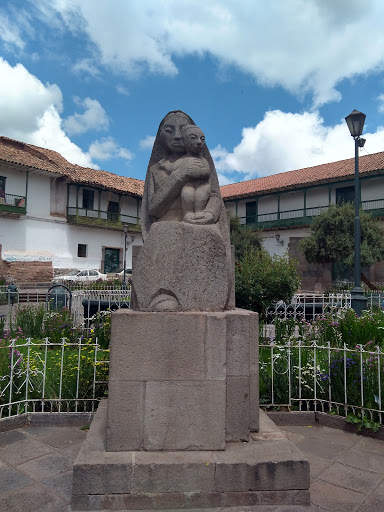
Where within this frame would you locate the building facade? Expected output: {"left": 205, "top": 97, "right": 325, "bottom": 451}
{"left": 0, "top": 136, "right": 143, "bottom": 283}
{"left": 2, "top": 134, "right": 384, "bottom": 290}
{"left": 222, "top": 152, "right": 384, "bottom": 291}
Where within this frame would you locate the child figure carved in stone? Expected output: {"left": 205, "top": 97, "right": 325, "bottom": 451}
{"left": 159, "top": 125, "right": 211, "bottom": 223}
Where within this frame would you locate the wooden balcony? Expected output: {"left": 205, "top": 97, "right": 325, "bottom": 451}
{"left": 241, "top": 199, "right": 384, "bottom": 230}
{"left": 66, "top": 207, "right": 141, "bottom": 231}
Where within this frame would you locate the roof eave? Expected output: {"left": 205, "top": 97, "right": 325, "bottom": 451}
{"left": 0, "top": 158, "right": 65, "bottom": 178}
{"left": 65, "top": 176, "right": 143, "bottom": 197}
{"left": 222, "top": 167, "right": 384, "bottom": 201}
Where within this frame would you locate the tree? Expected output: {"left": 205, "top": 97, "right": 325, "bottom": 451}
{"left": 230, "top": 216, "right": 300, "bottom": 314}
{"left": 300, "top": 203, "right": 384, "bottom": 267}
{"left": 229, "top": 215, "right": 262, "bottom": 259}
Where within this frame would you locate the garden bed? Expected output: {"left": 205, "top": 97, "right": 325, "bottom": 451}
{"left": 266, "top": 409, "right": 384, "bottom": 440}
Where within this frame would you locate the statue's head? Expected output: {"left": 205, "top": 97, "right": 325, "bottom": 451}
{"left": 159, "top": 111, "right": 191, "bottom": 155}
{"left": 181, "top": 125, "right": 206, "bottom": 155}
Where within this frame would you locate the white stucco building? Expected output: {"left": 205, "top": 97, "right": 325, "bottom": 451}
{"left": 2, "top": 134, "right": 384, "bottom": 290}
{"left": 0, "top": 136, "right": 143, "bottom": 282}
{"left": 222, "top": 153, "right": 384, "bottom": 290}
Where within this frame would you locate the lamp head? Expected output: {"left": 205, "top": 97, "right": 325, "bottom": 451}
{"left": 345, "top": 109, "right": 366, "bottom": 138}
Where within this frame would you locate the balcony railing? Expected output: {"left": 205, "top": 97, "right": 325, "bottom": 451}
{"left": 0, "top": 193, "right": 26, "bottom": 215}
{"left": 67, "top": 206, "right": 141, "bottom": 230}
{"left": 241, "top": 199, "right": 384, "bottom": 229}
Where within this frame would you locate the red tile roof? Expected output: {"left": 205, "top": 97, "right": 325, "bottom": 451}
{"left": 2, "top": 135, "right": 384, "bottom": 201}
{"left": 0, "top": 136, "right": 144, "bottom": 197}
{"left": 221, "top": 151, "right": 384, "bottom": 200}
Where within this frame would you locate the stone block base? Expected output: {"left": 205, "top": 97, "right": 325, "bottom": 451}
{"left": 107, "top": 309, "right": 259, "bottom": 451}
{"left": 72, "top": 401, "right": 310, "bottom": 510}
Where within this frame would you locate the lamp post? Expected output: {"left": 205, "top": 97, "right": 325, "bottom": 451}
{"left": 122, "top": 226, "right": 135, "bottom": 290}
{"left": 123, "top": 225, "right": 128, "bottom": 290}
{"left": 345, "top": 109, "right": 368, "bottom": 315}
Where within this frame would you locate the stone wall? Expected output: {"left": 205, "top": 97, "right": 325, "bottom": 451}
{"left": 0, "top": 244, "right": 53, "bottom": 283}
{"left": 288, "top": 236, "right": 384, "bottom": 291}
{"left": 369, "top": 261, "right": 384, "bottom": 284}
{"left": 288, "top": 237, "right": 333, "bottom": 292}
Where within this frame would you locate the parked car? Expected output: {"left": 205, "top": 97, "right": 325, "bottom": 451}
{"left": 107, "top": 268, "right": 132, "bottom": 280}
{"left": 52, "top": 269, "right": 107, "bottom": 284}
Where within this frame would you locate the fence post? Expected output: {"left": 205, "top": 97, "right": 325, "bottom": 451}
{"left": 359, "top": 343, "right": 364, "bottom": 416}
{"left": 287, "top": 340, "right": 291, "bottom": 408}
{"left": 343, "top": 343, "right": 348, "bottom": 417}
{"left": 377, "top": 346, "right": 382, "bottom": 425}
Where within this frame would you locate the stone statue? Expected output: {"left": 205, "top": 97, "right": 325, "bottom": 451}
{"left": 131, "top": 110, "right": 233, "bottom": 312}
{"left": 159, "top": 125, "right": 212, "bottom": 223}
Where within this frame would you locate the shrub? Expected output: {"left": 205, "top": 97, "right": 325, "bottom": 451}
{"left": 235, "top": 248, "right": 300, "bottom": 315}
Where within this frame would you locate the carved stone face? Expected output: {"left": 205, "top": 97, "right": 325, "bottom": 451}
{"left": 183, "top": 126, "right": 205, "bottom": 155}
{"left": 160, "top": 114, "right": 190, "bottom": 154}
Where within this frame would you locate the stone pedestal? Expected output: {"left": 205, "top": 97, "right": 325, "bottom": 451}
{"left": 72, "top": 308, "right": 310, "bottom": 510}
{"left": 72, "top": 402, "right": 310, "bottom": 510}
{"left": 106, "top": 309, "right": 259, "bottom": 452}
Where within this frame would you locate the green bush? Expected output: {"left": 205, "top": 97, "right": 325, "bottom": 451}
{"left": 230, "top": 215, "right": 300, "bottom": 315}
{"left": 235, "top": 248, "right": 300, "bottom": 315}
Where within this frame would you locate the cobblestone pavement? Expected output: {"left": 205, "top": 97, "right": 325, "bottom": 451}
{"left": 1, "top": 421, "right": 384, "bottom": 511}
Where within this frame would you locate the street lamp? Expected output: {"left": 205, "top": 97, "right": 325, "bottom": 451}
{"left": 122, "top": 225, "right": 135, "bottom": 290}
{"left": 123, "top": 225, "right": 128, "bottom": 290}
{"left": 345, "top": 109, "right": 368, "bottom": 315}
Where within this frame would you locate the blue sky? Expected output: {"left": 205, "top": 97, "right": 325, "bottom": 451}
{"left": 1, "top": 0, "right": 384, "bottom": 184}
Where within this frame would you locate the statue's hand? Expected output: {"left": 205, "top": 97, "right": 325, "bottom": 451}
{"left": 182, "top": 164, "right": 209, "bottom": 181}
{"left": 183, "top": 211, "right": 215, "bottom": 225}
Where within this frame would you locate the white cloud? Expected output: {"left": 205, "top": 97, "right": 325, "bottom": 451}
{"left": 212, "top": 109, "right": 384, "bottom": 181}
{"left": 378, "top": 94, "right": 384, "bottom": 113}
{"left": 72, "top": 58, "right": 100, "bottom": 77}
{"left": 0, "top": 57, "right": 63, "bottom": 132}
{"left": 116, "top": 85, "right": 130, "bottom": 96}
{"left": 216, "top": 173, "right": 231, "bottom": 186}
{"left": 0, "top": 57, "right": 97, "bottom": 168}
{"left": 139, "top": 135, "right": 155, "bottom": 150}
{"left": 29, "top": 0, "right": 384, "bottom": 106}
{"left": 63, "top": 97, "right": 109, "bottom": 135}
{"left": 89, "top": 137, "right": 133, "bottom": 162}
{"left": 29, "top": 106, "right": 99, "bottom": 168}
{"left": 0, "top": 14, "right": 25, "bottom": 49}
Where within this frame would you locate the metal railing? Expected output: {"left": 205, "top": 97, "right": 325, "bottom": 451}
{"left": 0, "top": 193, "right": 26, "bottom": 207}
{"left": 2, "top": 335, "right": 382, "bottom": 424}
{"left": 240, "top": 198, "right": 384, "bottom": 227}
{"left": 1, "top": 289, "right": 383, "bottom": 426}
{"left": 67, "top": 206, "right": 139, "bottom": 225}
{"left": 0, "top": 337, "right": 108, "bottom": 418}
{"left": 265, "top": 293, "right": 352, "bottom": 323}
{"left": 259, "top": 340, "right": 383, "bottom": 424}
{"left": 72, "top": 289, "right": 130, "bottom": 326}
{"left": 0, "top": 287, "right": 131, "bottom": 330}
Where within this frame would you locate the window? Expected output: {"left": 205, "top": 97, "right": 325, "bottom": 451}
{"left": 0, "top": 176, "right": 6, "bottom": 199}
{"left": 82, "top": 189, "right": 94, "bottom": 210}
{"left": 78, "top": 244, "right": 87, "bottom": 257}
{"left": 107, "top": 201, "right": 119, "bottom": 222}
{"left": 336, "top": 186, "right": 354, "bottom": 205}
{"left": 246, "top": 201, "right": 257, "bottom": 224}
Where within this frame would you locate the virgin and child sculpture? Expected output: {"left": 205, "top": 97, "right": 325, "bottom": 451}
{"left": 131, "top": 110, "right": 233, "bottom": 312}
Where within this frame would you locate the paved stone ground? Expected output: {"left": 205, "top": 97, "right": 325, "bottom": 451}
{"left": 1, "top": 422, "right": 384, "bottom": 511}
